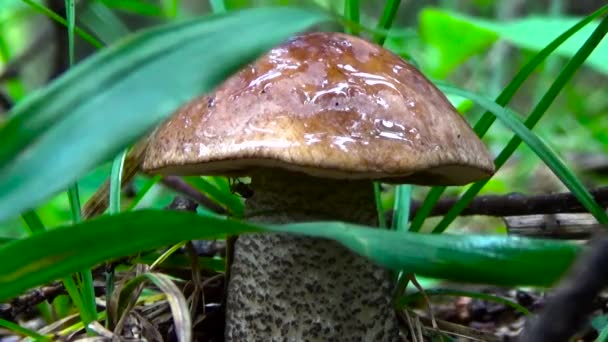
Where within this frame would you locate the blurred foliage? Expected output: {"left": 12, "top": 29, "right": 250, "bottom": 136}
{"left": 0, "top": 1, "right": 606, "bottom": 336}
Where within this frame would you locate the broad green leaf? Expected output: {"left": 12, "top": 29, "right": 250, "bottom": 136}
{"left": 280, "top": 221, "right": 579, "bottom": 287}
{"left": 428, "top": 9, "right": 608, "bottom": 74}
{"left": 0, "top": 210, "right": 580, "bottom": 301}
{"left": 209, "top": 0, "right": 227, "bottom": 13}
{"left": 419, "top": 8, "right": 498, "bottom": 78}
{"left": 20, "top": 0, "right": 103, "bottom": 48}
{"left": 471, "top": 15, "right": 608, "bottom": 75}
{"left": 0, "top": 7, "right": 329, "bottom": 222}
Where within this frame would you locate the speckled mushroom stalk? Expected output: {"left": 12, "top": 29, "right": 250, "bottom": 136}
{"left": 226, "top": 169, "right": 399, "bottom": 341}
{"left": 142, "top": 32, "right": 495, "bottom": 341}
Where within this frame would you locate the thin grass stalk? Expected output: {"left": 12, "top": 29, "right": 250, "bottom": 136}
{"left": 126, "top": 175, "right": 162, "bottom": 211}
{"left": 20, "top": 0, "right": 103, "bottom": 48}
{"left": 64, "top": 0, "right": 97, "bottom": 326}
{"left": 209, "top": 0, "right": 226, "bottom": 14}
{"left": 373, "top": 0, "right": 401, "bottom": 45}
{"left": 374, "top": 182, "right": 387, "bottom": 228}
{"left": 110, "top": 150, "right": 128, "bottom": 215}
{"left": 344, "top": 0, "right": 360, "bottom": 35}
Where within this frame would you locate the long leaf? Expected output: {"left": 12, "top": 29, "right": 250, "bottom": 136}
{"left": 0, "top": 7, "right": 329, "bottom": 222}
{"left": 0, "top": 210, "right": 580, "bottom": 301}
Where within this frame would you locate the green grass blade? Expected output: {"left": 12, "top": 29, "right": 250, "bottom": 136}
{"left": 0, "top": 7, "right": 329, "bottom": 222}
{"left": 374, "top": 182, "right": 386, "bottom": 228}
{"left": 409, "top": 4, "right": 608, "bottom": 232}
{"left": 392, "top": 185, "right": 412, "bottom": 232}
{"left": 66, "top": 0, "right": 75, "bottom": 65}
{"left": 20, "top": 0, "right": 103, "bottom": 48}
{"left": 344, "top": 0, "right": 359, "bottom": 35}
{"left": 64, "top": 0, "right": 97, "bottom": 326}
{"left": 408, "top": 186, "right": 444, "bottom": 232}
{"left": 373, "top": 0, "right": 401, "bottom": 45}
{"left": 21, "top": 210, "right": 46, "bottom": 234}
{"left": 109, "top": 150, "right": 128, "bottom": 215}
{"left": 392, "top": 184, "right": 412, "bottom": 292}
{"left": 0, "top": 318, "right": 51, "bottom": 341}
{"left": 100, "top": 0, "right": 164, "bottom": 17}
{"left": 209, "top": 0, "right": 226, "bottom": 14}
{"left": 67, "top": 186, "right": 82, "bottom": 224}
{"left": 126, "top": 175, "right": 162, "bottom": 211}
{"left": 396, "top": 288, "right": 530, "bottom": 315}
{"left": 435, "top": 85, "right": 608, "bottom": 232}
{"left": 0, "top": 210, "right": 580, "bottom": 301}
{"left": 183, "top": 176, "right": 243, "bottom": 217}
{"left": 20, "top": 210, "right": 92, "bottom": 322}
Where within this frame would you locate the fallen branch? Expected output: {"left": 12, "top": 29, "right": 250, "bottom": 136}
{"left": 385, "top": 187, "right": 608, "bottom": 223}
{"left": 504, "top": 213, "right": 605, "bottom": 239}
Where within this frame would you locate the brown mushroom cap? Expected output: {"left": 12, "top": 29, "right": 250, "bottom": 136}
{"left": 143, "top": 32, "right": 494, "bottom": 185}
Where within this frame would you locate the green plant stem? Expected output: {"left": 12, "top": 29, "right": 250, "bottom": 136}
{"left": 374, "top": 0, "right": 401, "bottom": 45}
{"left": 110, "top": 150, "right": 128, "bottom": 214}
{"left": 344, "top": 0, "right": 360, "bottom": 35}
{"left": 392, "top": 185, "right": 412, "bottom": 292}
{"left": 65, "top": 0, "right": 97, "bottom": 327}
{"left": 0, "top": 318, "right": 51, "bottom": 341}
{"left": 66, "top": 0, "right": 75, "bottom": 65}
{"left": 374, "top": 182, "right": 387, "bottom": 228}
{"left": 409, "top": 4, "right": 608, "bottom": 233}
{"left": 596, "top": 324, "right": 608, "bottom": 342}
{"left": 20, "top": 0, "right": 103, "bottom": 48}
{"left": 21, "top": 210, "right": 46, "bottom": 234}
{"left": 126, "top": 175, "right": 162, "bottom": 211}
{"left": 209, "top": 0, "right": 226, "bottom": 14}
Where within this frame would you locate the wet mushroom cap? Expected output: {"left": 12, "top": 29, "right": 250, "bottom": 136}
{"left": 143, "top": 32, "right": 495, "bottom": 185}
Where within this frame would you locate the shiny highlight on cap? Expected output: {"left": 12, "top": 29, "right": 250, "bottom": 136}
{"left": 143, "top": 32, "right": 495, "bottom": 185}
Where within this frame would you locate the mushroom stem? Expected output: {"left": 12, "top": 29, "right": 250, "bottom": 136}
{"left": 226, "top": 169, "right": 400, "bottom": 341}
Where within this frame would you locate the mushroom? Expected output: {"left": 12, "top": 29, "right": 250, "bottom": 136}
{"left": 142, "top": 32, "right": 495, "bottom": 341}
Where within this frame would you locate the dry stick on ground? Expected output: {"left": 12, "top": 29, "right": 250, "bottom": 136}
{"left": 385, "top": 187, "right": 608, "bottom": 224}
{"left": 520, "top": 235, "right": 608, "bottom": 342}
{"left": 504, "top": 213, "right": 606, "bottom": 239}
